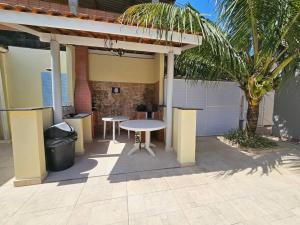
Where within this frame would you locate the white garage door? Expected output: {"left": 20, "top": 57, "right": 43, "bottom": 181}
{"left": 164, "top": 79, "right": 242, "bottom": 136}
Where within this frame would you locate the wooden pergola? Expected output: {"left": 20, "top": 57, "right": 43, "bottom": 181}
{"left": 0, "top": 2, "right": 202, "bottom": 150}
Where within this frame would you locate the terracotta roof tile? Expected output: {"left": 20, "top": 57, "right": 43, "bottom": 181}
{"left": 14, "top": 4, "right": 31, "bottom": 12}
{"left": 0, "top": 1, "right": 120, "bottom": 22}
{"left": 0, "top": 1, "right": 196, "bottom": 48}
{"left": 31, "top": 7, "right": 46, "bottom": 14}
{"left": 0, "top": 3, "right": 14, "bottom": 10}
{"left": 64, "top": 11, "right": 76, "bottom": 18}
{"left": 47, "top": 9, "right": 62, "bottom": 16}
{"left": 78, "top": 13, "right": 90, "bottom": 20}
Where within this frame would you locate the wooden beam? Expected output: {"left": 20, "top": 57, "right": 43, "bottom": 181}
{"left": 1, "top": 23, "right": 40, "bottom": 36}
{"left": 40, "top": 33, "right": 182, "bottom": 54}
{"left": 0, "top": 10, "right": 202, "bottom": 45}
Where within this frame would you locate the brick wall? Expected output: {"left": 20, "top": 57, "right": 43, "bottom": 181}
{"left": 74, "top": 46, "right": 92, "bottom": 113}
{"left": 90, "top": 81, "right": 156, "bottom": 135}
{"left": 154, "top": 81, "right": 159, "bottom": 105}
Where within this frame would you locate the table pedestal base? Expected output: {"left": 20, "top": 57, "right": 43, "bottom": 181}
{"left": 128, "top": 143, "right": 155, "bottom": 157}
{"left": 128, "top": 131, "right": 155, "bottom": 157}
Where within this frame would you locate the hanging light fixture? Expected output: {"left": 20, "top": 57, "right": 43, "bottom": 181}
{"left": 104, "top": 39, "right": 124, "bottom": 57}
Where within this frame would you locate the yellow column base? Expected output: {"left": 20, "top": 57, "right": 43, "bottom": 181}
{"left": 9, "top": 110, "right": 48, "bottom": 187}
{"left": 173, "top": 108, "right": 197, "bottom": 167}
{"left": 14, "top": 172, "right": 48, "bottom": 187}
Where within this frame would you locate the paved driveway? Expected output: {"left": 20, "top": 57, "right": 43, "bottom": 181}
{"left": 0, "top": 137, "right": 300, "bottom": 225}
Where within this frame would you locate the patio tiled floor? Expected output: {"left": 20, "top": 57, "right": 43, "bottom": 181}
{"left": 46, "top": 135, "right": 181, "bottom": 182}
{"left": 0, "top": 137, "right": 300, "bottom": 225}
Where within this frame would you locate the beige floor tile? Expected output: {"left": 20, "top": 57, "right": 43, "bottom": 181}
{"left": 251, "top": 193, "right": 295, "bottom": 222}
{"left": 85, "top": 174, "right": 127, "bottom": 186}
{"left": 291, "top": 206, "right": 300, "bottom": 216}
{"left": 163, "top": 167, "right": 197, "bottom": 189}
{"left": 19, "top": 186, "right": 82, "bottom": 213}
{"left": 208, "top": 180, "right": 249, "bottom": 200}
{"left": 126, "top": 171, "right": 170, "bottom": 196}
{"left": 172, "top": 184, "right": 224, "bottom": 209}
{"left": 209, "top": 200, "right": 245, "bottom": 224}
{"left": 171, "top": 187, "right": 199, "bottom": 209}
{"left": 40, "top": 179, "right": 86, "bottom": 192}
{"left": 270, "top": 216, "right": 300, "bottom": 225}
{"left": 188, "top": 167, "right": 219, "bottom": 185}
{"left": 129, "top": 210, "right": 189, "bottom": 225}
{"left": 242, "top": 218, "right": 272, "bottom": 225}
{"left": 229, "top": 198, "right": 272, "bottom": 222}
{"left": 128, "top": 190, "right": 180, "bottom": 216}
{"left": 6, "top": 207, "right": 72, "bottom": 225}
{"left": 68, "top": 197, "right": 128, "bottom": 225}
{"left": 263, "top": 189, "right": 300, "bottom": 210}
{"left": 77, "top": 175, "right": 127, "bottom": 205}
{"left": 1, "top": 137, "right": 300, "bottom": 224}
{"left": 0, "top": 185, "right": 39, "bottom": 224}
{"left": 183, "top": 205, "right": 230, "bottom": 225}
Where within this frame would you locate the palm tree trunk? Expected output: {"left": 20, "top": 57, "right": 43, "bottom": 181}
{"left": 246, "top": 101, "right": 259, "bottom": 135}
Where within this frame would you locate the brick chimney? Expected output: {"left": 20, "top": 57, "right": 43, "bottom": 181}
{"left": 74, "top": 46, "right": 92, "bottom": 113}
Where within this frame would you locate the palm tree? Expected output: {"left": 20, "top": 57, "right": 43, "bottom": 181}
{"left": 120, "top": 1, "right": 300, "bottom": 135}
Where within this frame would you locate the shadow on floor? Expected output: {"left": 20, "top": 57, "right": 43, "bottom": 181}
{"left": 45, "top": 134, "right": 180, "bottom": 184}
{"left": 3, "top": 135, "right": 300, "bottom": 187}
{"left": 0, "top": 142, "right": 14, "bottom": 187}
{"left": 197, "top": 137, "right": 300, "bottom": 177}
{"left": 106, "top": 136, "right": 300, "bottom": 184}
{"left": 47, "top": 135, "right": 300, "bottom": 185}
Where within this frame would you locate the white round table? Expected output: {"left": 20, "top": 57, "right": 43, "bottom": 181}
{"left": 120, "top": 120, "right": 166, "bottom": 156}
{"left": 102, "top": 116, "right": 129, "bottom": 141}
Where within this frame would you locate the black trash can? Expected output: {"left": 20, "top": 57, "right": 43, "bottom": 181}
{"left": 44, "top": 122, "right": 77, "bottom": 171}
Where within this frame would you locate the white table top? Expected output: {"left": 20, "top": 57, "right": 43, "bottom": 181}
{"left": 102, "top": 116, "right": 129, "bottom": 122}
{"left": 120, "top": 120, "right": 166, "bottom": 132}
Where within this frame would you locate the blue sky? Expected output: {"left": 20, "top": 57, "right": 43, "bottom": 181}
{"left": 175, "top": 0, "right": 217, "bottom": 21}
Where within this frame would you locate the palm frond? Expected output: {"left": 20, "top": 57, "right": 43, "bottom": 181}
{"left": 175, "top": 40, "right": 249, "bottom": 88}
{"left": 120, "top": 3, "right": 235, "bottom": 57}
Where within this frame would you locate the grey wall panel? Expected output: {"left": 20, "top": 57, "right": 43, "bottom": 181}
{"left": 165, "top": 78, "right": 274, "bottom": 136}
{"left": 273, "top": 71, "right": 300, "bottom": 140}
{"left": 186, "top": 82, "right": 206, "bottom": 108}
{"left": 204, "top": 106, "right": 240, "bottom": 136}
{"left": 206, "top": 82, "right": 241, "bottom": 106}
{"left": 164, "top": 79, "right": 186, "bottom": 107}
{"left": 196, "top": 110, "right": 207, "bottom": 136}
{"left": 165, "top": 79, "right": 241, "bottom": 136}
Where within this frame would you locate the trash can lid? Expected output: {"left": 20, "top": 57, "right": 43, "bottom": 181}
{"left": 44, "top": 122, "right": 76, "bottom": 140}
{"left": 50, "top": 122, "right": 74, "bottom": 132}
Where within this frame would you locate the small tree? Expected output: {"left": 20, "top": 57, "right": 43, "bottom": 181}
{"left": 121, "top": 1, "right": 300, "bottom": 135}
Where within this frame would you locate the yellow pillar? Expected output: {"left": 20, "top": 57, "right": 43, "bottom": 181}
{"left": 9, "top": 110, "right": 47, "bottom": 186}
{"left": 64, "top": 114, "right": 92, "bottom": 155}
{"left": 83, "top": 115, "right": 93, "bottom": 143}
{"left": 173, "top": 108, "right": 197, "bottom": 166}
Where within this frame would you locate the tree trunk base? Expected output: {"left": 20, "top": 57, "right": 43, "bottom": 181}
{"left": 246, "top": 103, "right": 259, "bottom": 136}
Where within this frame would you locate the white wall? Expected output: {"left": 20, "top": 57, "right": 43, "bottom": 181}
{"left": 165, "top": 79, "right": 274, "bottom": 136}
